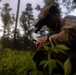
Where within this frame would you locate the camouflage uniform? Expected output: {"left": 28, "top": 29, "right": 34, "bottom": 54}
{"left": 38, "top": 3, "right": 76, "bottom": 48}
{"left": 51, "top": 15, "right": 76, "bottom": 48}
{"left": 35, "top": 3, "right": 76, "bottom": 74}
{"left": 51, "top": 16, "right": 76, "bottom": 74}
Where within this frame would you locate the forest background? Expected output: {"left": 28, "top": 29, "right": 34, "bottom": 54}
{"left": 0, "top": 0, "right": 76, "bottom": 50}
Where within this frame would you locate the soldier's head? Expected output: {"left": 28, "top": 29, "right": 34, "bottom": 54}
{"left": 39, "top": 2, "right": 61, "bottom": 24}
{"left": 35, "top": 2, "right": 61, "bottom": 33}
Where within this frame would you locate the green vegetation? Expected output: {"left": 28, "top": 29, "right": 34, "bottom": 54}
{"left": 0, "top": 43, "right": 76, "bottom": 75}
{"left": 0, "top": 45, "right": 43, "bottom": 75}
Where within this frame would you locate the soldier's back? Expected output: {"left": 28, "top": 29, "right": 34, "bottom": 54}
{"left": 62, "top": 15, "right": 76, "bottom": 74}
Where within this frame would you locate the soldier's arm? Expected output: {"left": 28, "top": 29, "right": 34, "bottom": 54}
{"left": 49, "top": 30, "right": 72, "bottom": 45}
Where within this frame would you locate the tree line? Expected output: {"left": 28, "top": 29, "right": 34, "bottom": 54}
{"left": 0, "top": 3, "right": 37, "bottom": 51}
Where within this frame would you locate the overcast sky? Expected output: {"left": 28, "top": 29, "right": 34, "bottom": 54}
{"left": 0, "top": 0, "right": 76, "bottom": 19}
{"left": 0, "top": 0, "right": 44, "bottom": 18}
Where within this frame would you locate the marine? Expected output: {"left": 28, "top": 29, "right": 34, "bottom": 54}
{"left": 34, "top": 2, "right": 76, "bottom": 74}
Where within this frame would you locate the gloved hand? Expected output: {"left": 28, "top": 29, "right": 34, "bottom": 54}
{"left": 36, "top": 36, "right": 52, "bottom": 48}
{"left": 36, "top": 36, "right": 47, "bottom": 48}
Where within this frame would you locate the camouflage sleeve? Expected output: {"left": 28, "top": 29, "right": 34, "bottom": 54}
{"left": 51, "top": 30, "right": 72, "bottom": 45}
{"left": 51, "top": 18, "right": 76, "bottom": 46}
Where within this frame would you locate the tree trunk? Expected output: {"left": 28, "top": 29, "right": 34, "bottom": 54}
{"left": 13, "top": 0, "right": 20, "bottom": 49}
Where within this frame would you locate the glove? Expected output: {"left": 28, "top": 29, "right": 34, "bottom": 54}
{"left": 36, "top": 36, "right": 52, "bottom": 49}
{"left": 36, "top": 36, "right": 47, "bottom": 48}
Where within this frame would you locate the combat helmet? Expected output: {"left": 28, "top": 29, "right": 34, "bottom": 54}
{"left": 38, "top": 2, "right": 60, "bottom": 19}
{"left": 35, "top": 2, "right": 60, "bottom": 33}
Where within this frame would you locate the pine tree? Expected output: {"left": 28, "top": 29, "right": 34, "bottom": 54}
{"left": 1, "top": 3, "right": 15, "bottom": 38}
{"left": 20, "top": 3, "right": 35, "bottom": 50}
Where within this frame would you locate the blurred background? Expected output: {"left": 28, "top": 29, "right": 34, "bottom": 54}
{"left": 0, "top": 0, "right": 76, "bottom": 51}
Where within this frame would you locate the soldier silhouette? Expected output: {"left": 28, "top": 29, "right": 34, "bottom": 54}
{"left": 34, "top": 2, "right": 76, "bottom": 74}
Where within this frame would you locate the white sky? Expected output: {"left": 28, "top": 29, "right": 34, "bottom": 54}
{"left": 0, "top": 0, "right": 44, "bottom": 37}
{"left": 0, "top": 0, "right": 44, "bottom": 18}
{"left": 0, "top": 0, "right": 76, "bottom": 37}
